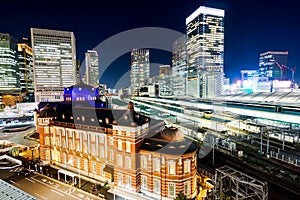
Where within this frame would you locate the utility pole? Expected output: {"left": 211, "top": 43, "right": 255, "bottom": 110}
{"left": 260, "top": 127, "right": 264, "bottom": 156}
{"left": 212, "top": 136, "right": 215, "bottom": 166}
{"left": 282, "top": 129, "right": 285, "bottom": 150}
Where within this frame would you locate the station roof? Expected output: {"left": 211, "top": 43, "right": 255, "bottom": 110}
{"left": 0, "top": 179, "right": 37, "bottom": 200}
{"left": 220, "top": 91, "right": 300, "bottom": 105}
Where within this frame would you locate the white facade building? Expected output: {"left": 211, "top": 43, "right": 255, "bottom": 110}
{"left": 186, "top": 6, "right": 225, "bottom": 98}
{"left": 31, "top": 28, "right": 76, "bottom": 102}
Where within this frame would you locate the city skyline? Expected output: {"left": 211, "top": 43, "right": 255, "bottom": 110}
{"left": 1, "top": 0, "right": 299, "bottom": 88}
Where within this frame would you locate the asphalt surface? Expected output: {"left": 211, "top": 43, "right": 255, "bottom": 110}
{"left": 0, "top": 169, "right": 104, "bottom": 200}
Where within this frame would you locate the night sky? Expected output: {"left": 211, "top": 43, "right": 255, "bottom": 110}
{"left": 1, "top": 0, "right": 300, "bottom": 88}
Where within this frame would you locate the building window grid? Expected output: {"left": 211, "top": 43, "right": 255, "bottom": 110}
{"left": 117, "top": 139, "right": 122, "bottom": 151}
{"left": 168, "top": 183, "right": 176, "bottom": 198}
{"left": 184, "top": 160, "right": 191, "bottom": 174}
{"left": 154, "top": 179, "right": 160, "bottom": 194}
{"left": 141, "top": 176, "right": 147, "bottom": 190}
{"left": 168, "top": 161, "right": 176, "bottom": 175}
{"left": 141, "top": 156, "right": 147, "bottom": 170}
{"left": 153, "top": 158, "right": 160, "bottom": 172}
{"left": 126, "top": 141, "right": 131, "bottom": 153}
{"left": 117, "top": 154, "right": 123, "bottom": 167}
{"left": 118, "top": 173, "right": 123, "bottom": 186}
{"left": 125, "top": 156, "right": 131, "bottom": 169}
{"left": 184, "top": 181, "right": 191, "bottom": 196}
{"left": 126, "top": 176, "right": 132, "bottom": 189}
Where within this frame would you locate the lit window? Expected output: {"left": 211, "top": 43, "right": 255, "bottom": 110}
{"left": 168, "top": 183, "right": 176, "bottom": 198}
{"left": 118, "top": 173, "right": 123, "bottom": 186}
{"left": 84, "top": 159, "right": 88, "bottom": 171}
{"left": 126, "top": 141, "right": 131, "bottom": 152}
{"left": 92, "top": 162, "right": 96, "bottom": 174}
{"left": 184, "top": 160, "right": 191, "bottom": 174}
{"left": 117, "top": 154, "right": 123, "bottom": 166}
{"left": 118, "top": 140, "right": 122, "bottom": 151}
{"left": 126, "top": 176, "right": 132, "bottom": 189}
{"left": 141, "top": 156, "right": 147, "bottom": 170}
{"left": 100, "top": 164, "right": 105, "bottom": 176}
{"left": 154, "top": 179, "right": 160, "bottom": 194}
{"left": 77, "top": 158, "right": 80, "bottom": 169}
{"left": 109, "top": 137, "right": 113, "bottom": 146}
{"left": 141, "top": 176, "right": 148, "bottom": 190}
{"left": 125, "top": 156, "right": 131, "bottom": 169}
{"left": 99, "top": 134, "right": 105, "bottom": 144}
{"left": 184, "top": 181, "right": 191, "bottom": 196}
{"left": 153, "top": 158, "right": 160, "bottom": 172}
{"left": 68, "top": 155, "right": 73, "bottom": 166}
{"left": 168, "top": 161, "right": 176, "bottom": 175}
{"left": 100, "top": 146, "right": 105, "bottom": 158}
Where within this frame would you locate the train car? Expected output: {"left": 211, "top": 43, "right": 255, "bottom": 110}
{"left": 184, "top": 107, "right": 214, "bottom": 119}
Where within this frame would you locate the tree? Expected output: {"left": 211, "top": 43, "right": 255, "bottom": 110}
{"left": 174, "top": 191, "right": 188, "bottom": 200}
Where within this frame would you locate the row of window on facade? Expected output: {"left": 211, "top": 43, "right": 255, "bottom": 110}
{"left": 46, "top": 150, "right": 193, "bottom": 198}
{"left": 44, "top": 135, "right": 132, "bottom": 155}
{"left": 46, "top": 145, "right": 193, "bottom": 174}
{"left": 46, "top": 151, "right": 105, "bottom": 176}
{"left": 121, "top": 174, "right": 193, "bottom": 198}
{"left": 46, "top": 126, "right": 137, "bottom": 139}
{"left": 140, "top": 156, "right": 193, "bottom": 174}
{"left": 65, "top": 96, "right": 97, "bottom": 101}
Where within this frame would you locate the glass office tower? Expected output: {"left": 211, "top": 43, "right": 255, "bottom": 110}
{"left": 172, "top": 36, "right": 187, "bottom": 97}
{"left": 0, "top": 33, "right": 19, "bottom": 92}
{"left": 31, "top": 28, "right": 76, "bottom": 102}
{"left": 85, "top": 50, "right": 99, "bottom": 87}
{"left": 259, "top": 51, "right": 288, "bottom": 81}
{"left": 130, "top": 49, "right": 149, "bottom": 96}
{"left": 186, "top": 6, "right": 225, "bottom": 98}
{"left": 18, "top": 41, "right": 34, "bottom": 100}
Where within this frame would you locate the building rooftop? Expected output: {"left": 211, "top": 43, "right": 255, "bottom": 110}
{"left": 220, "top": 91, "right": 300, "bottom": 104}
{"left": 41, "top": 102, "right": 150, "bottom": 128}
{"left": 140, "top": 126, "right": 198, "bottom": 155}
{"left": 0, "top": 179, "right": 37, "bottom": 200}
{"left": 38, "top": 104, "right": 56, "bottom": 118}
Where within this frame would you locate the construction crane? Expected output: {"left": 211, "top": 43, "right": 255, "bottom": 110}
{"left": 273, "top": 59, "right": 296, "bottom": 83}
{"left": 273, "top": 59, "right": 285, "bottom": 80}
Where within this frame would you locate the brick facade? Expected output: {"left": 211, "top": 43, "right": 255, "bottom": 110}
{"left": 37, "top": 105, "right": 197, "bottom": 199}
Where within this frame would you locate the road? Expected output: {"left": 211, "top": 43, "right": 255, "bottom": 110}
{"left": 6, "top": 172, "right": 104, "bottom": 200}
{"left": 0, "top": 127, "right": 37, "bottom": 146}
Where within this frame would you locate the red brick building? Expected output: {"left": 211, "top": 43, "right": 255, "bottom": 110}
{"left": 36, "top": 86, "right": 198, "bottom": 199}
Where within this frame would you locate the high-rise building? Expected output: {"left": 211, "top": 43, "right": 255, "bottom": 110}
{"left": 0, "top": 33, "right": 19, "bottom": 92}
{"left": 18, "top": 38, "right": 34, "bottom": 100}
{"left": 172, "top": 36, "right": 187, "bottom": 97}
{"left": 31, "top": 28, "right": 76, "bottom": 102}
{"left": 130, "top": 49, "right": 149, "bottom": 96}
{"left": 186, "top": 6, "right": 225, "bottom": 98}
{"left": 85, "top": 50, "right": 99, "bottom": 87}
{"left": 259, "top": 51, "right": 288, "bottom": 81}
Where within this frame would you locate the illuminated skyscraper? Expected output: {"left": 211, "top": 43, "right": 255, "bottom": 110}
{"left": 259, "top": 51, "right": 288, "bottom": 81}
{"left": 130, "top": 49, "right": 149, "bottom": 96}
{"left": 186, "top": 6, "right": 225, "bottom": 98}
{"left": 85, "top": 50, "right": 99, "bottom": 87}
{"left": 18, "top": 39, "right": 34, "bottom": 100}
{"left": 0, "top": 33, "right": 19, "bottom": 92}
{"left": 31, "top": 28, "right": 76, "bottom": 102}
{"left": 172, "top": 36, "right": 187, "bottom": 96}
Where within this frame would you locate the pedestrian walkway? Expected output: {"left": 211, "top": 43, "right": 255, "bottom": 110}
{"left": 36, "top": 164, "right": 118, "bottom": 199}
